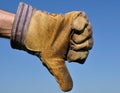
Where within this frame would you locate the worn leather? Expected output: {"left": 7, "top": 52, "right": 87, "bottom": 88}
{"left": 23, "top": 11, "right": 93, "bottom": 91}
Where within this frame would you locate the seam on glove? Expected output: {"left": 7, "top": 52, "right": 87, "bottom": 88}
{"left": 11, "top": 2, "right": 36, "bottom": 50}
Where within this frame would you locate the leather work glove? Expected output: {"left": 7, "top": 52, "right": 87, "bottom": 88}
{"left": 11, "top": 2, "right": 93, "bottom": 92}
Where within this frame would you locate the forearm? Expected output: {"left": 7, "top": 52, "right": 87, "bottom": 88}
{"left": 0, "top": 10, "right": 15, "bottom": 39}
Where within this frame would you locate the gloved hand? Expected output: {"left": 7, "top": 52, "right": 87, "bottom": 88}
{"left": 11, "top": 2, "right": 93, "bottom": 92}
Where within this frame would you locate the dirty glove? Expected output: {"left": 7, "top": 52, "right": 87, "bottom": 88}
{"left": 11, "top": 2, "right": 93, "bottom": 92}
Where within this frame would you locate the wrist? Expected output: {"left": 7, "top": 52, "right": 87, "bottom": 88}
{"left": 11, "top": 2, "right": 36, "bottom": 50}
{"left": 0, "top": 10, "right": 15, "bottom": 38}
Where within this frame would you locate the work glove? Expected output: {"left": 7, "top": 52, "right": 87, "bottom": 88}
{"left": 11, "top": 2, "right": 93, "bottom": 92}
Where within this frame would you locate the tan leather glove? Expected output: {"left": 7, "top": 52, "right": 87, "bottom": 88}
{"left": 11, "top": 2, "right": 93, "bottom": 92}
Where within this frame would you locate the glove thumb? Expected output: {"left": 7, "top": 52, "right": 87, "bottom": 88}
{"left": 41, "top": 57, "right": 73, "bottom": 92}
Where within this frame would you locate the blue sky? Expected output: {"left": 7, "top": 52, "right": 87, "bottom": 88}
{"left": 0, "top": 0, "right": 120, "bottom": 93}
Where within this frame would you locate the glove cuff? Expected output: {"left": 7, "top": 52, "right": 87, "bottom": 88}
{"left": 11, "top": 2, "right": 36, "bottom": 50}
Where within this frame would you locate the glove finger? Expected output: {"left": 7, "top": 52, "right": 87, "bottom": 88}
{"left": 42, "top": 58, "right": 73, "bottom": 92}
{"left": 70, "top": 37, "right": 93, "bottom": 51}
{"left": 72, "top": 23, "right": 92, "bottom": 44}
{"left": 67, "top": 49, "right": 89, "bottom": 64}
{"left": 79, "top": 11, "right": 88, "bottom": 20}
{"left": 72, "top": 12, "right": 88, "bottom": 32}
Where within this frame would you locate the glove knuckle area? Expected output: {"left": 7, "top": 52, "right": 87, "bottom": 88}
{"left": 79, "top": 11, "right": 88, "bottom": 20}
{"left": 87, "top": 22, "right": 92, "bottom": 34}
{"left": 88, "top": 37, "right": 94, "bottom": 50}
{"left": 72, "top": 11, "right": 89, "bottom": 32}
{"left": 71, "top": 26, "right": 92, "bottom": 44}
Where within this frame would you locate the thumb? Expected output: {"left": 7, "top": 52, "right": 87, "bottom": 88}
{"left": 42, "top": 58, "right": 73, "bottom": 92}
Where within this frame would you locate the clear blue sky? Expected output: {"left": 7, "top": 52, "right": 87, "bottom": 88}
{"left": 0, "top": 0, "right": 120, "bottom": 93}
